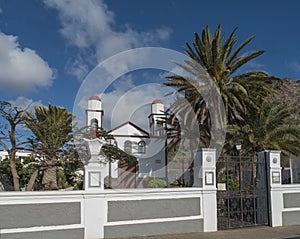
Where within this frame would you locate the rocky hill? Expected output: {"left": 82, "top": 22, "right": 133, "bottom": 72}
{"left": 268, "top": 78, "right": 300, "bottom": 120}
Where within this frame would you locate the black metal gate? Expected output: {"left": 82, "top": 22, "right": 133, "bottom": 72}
{"left": 216, "top": 154, "right": 269, "bottom": 230}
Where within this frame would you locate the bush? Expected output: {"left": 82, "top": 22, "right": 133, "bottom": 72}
{"left": 104, "top": 176, "right": 118, "bottom": 188}
{"left": 73, "top": 177, "right": 83, "bottom": 190}
{"left": 143, "top": 177, "right": 167, "bottom": 188}
{"left": 220, "top": 175, "right": 239, "bottom": 190}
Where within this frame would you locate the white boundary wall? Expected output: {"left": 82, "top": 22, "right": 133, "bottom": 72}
{"left": 260, "top": 150, "right": 300, "bottom": 227}
{"left": 0, "top": 187, "right": 217, "bottom": 239}
{"left": 0, "top": 191, "right": 85, "bottom": 239}
{"left": 0, "top": 148, "right": 218, "bottom": 238}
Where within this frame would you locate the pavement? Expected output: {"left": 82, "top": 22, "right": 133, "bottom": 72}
{"left": 113, "top": 225, "right": 300, "bottom": 239}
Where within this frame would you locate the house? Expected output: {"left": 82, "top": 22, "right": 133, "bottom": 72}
{"left": 0, "top": 150, "right": 34, "bottom": 162}
{"left": 86, "top": 96, "right": 166, "bottom": 179}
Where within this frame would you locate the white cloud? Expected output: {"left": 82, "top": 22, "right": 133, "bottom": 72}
{"left": 66, "top": 56, "right": 90, "bottom": 80}
{"left": 100, "top": 82, "right": 174, "bottom": 131}
{"left": 0, "top": 33, "right": 55, "bottom": 93}
{"left": 9, "top": 96, "right": 44, "bottom": 113}
{"left": 43, "top": 0, "right": 172, "bottom": 79}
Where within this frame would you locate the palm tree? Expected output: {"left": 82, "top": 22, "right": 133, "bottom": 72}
{"left": 165, "top": 96, "right": 213, "bottom": 185}
{"left": 226, "top": 100, "right": 300, "bottom": 156}
{"left": 164, "top": 24, "right": 278, "bottom": 151}
{"left": 24, "top": 105, "right": 76, "bottom": 190}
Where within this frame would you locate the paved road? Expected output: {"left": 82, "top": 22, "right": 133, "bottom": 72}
{"left": 110, "top": 225, "right": 300, "bottom": 239}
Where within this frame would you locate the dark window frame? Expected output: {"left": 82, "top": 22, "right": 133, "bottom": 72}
{"left": 138, "top": 140, "right": 146, "bottom": 154}
{"left": 124, "top": 140, "right": 132, "bottom": 153}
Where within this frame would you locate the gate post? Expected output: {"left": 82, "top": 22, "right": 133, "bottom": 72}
{"left": 82, "top": 138, "right": 108, "bottom": 239}
{"left": 258, "top": 150, "right": 282, "bottom": 227}
{"left": 82, "top": 138, "right": 108, "bottom": 191}
{"left": 193, "top": 148, "right": 217, "bottom": 232}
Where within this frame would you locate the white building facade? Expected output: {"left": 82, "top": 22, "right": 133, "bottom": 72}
{"left": 0, "top": 150, "right": 34, "bottom": 162}
{"left": 86, "top": 96, "right": 166, "bottom": 179}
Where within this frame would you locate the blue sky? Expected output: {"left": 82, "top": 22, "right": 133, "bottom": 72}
{"left": 0, "top": 0, "right": 300, "bottom": 130}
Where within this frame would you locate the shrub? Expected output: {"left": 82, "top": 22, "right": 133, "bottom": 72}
{"left": 144, "top": 177, "right": 167, "bottom": 188}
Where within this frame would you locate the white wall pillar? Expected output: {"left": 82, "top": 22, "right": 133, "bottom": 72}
{"left": 82, "top": 138, "right": 108, "bottom": 192}
{"left": 84, "top": 160, "right": 107, "bottom": 191}
{"left": 193, "top": 148, "right": 217, "bottom": 232}
{"left": 84, "top": 194, "right": 107, "bottom": 239}
{"left": 258, "top": 150, "right": 282, "bottom": 227}
{"left": 193, "top": 149, "right": 216, "bottom": 189}
{"left": 82, "top": 138, "right": 109, "bottom": 239}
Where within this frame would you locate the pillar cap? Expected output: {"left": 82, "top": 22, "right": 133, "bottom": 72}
{"left": 89, "top": 95, "right": 101, "bottom": 101}
{"left": 152, "top": 99, "right": 163, "bottom": 104}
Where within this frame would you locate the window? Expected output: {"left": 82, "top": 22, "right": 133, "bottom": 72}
{"left": 91, "top": 119, "right": 98, "bottom": 131}
{"left": 138, "top": 141, "right": 146, "bottom": 154}
{"left": 155, "top": 121, "right": 165, "bottom": 136}
{"left": 124, "top": 141, "right": 132, "bottom": 154}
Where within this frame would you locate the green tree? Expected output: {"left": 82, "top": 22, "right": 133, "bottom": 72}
{"left": 0, "top": 101, "right": 28, "bottom": 191}
{"left": 164, "top": 24, "right": 278, "bottom": 151}
{"left": 23, "top": 105, "right": 77, "bottom": 190}
{"left": 60, "top": 157, "right": 83, "bottom": 189}
{"left": 0, "top": 157, "right": 42, "bottom": 191}
{"left": 226, "top": 100, "right": 300, "bottom": 156}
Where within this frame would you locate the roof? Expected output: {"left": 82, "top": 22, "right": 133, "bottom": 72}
{"left": 89, "top": 95, "right": 101, "bottom": 101}
{"left": 107, "top": 121, "right": 149, "bottom": 136}
{"left": 152, "top": 99, "right": 163, "bottom": 104}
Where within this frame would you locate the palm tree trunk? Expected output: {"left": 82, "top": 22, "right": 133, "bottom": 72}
{"left": 187, "top": 139, "right": 194, "bottom": 186}
{"left": 26, "top": 169, "right": 39, "bottom": 191}
{"left": 42, "top": 166, "right": 58, "bottom": 190}
{"left": 211, "top": 95, "right": 226, "bottom": 154}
